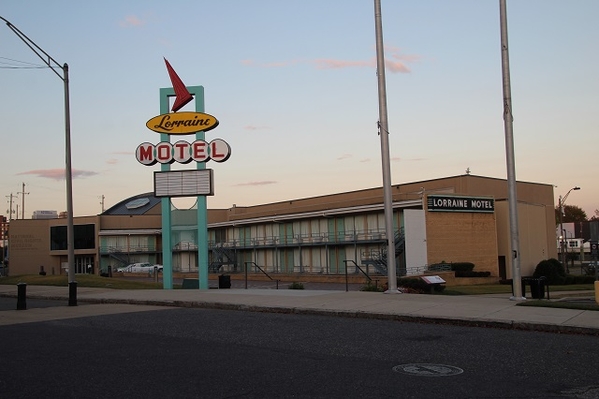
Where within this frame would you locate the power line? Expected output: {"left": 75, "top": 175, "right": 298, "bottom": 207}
{"left": 0, "top": 56, "right": 50, "bottom": 69}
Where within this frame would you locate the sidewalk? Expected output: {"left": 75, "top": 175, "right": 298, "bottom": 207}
{"left": 0, "top": 284, "right": 597, "bottom": 335}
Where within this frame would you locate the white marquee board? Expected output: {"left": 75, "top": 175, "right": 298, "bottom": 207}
{"left": 154, "top": 169, "right": 214, "bottom": 197}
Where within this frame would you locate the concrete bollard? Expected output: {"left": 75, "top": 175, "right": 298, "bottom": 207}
{"left": 68, "top": 281, "right": 77, "bottom": 306}
{"left": 16, "top": 282, "right": 27, "bottom": 310}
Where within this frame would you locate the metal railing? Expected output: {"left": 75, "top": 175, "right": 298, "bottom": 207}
{"left": 209, "top": 228, "right": 389, "bottom": 249}
{"left": 244, "top": 261, "right": 280, "bottom": 289}
{"left": 343, "top": 260, "right": 383, "bottom": 292}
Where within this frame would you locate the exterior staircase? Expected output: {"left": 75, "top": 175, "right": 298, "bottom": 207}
{"left": 209, "top": 244, "right": 237, "bottom": 272}
{"left": 360, "top": 229, "right": 405, "bottom": 276}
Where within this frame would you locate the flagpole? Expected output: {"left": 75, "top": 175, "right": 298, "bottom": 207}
{"left": 374, "top": 0, "right": 399, "bottom": 293}
{"left": 499, "top": 0, "right": 524, "bottom": 301}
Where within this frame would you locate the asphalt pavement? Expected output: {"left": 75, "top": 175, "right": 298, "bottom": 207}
{"left": 0, "top": 283, "right": 597, "bottom": 335}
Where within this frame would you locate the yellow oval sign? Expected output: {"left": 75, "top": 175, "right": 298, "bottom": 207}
{"left": 146, "top": 112, "right": 219, "bottom": 135}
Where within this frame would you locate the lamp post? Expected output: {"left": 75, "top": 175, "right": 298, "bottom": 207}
{"left": 1, "top": 17, "right": 76, "bottom": 305}
{"left": 559, "top": 186, "right": 580, "bottom": 273}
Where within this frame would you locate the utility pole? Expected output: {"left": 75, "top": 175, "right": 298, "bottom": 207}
{"left": 19, "top": 182, "right": 29, "bottom": 219}
{"left": 5, "top": 193, "right": 18, "bottom": 221}
{"left": 99, "top": 195, "right": 105, "bottom": 213}
{"left": 1, "top": 216, "right": 6, "bottom": 266}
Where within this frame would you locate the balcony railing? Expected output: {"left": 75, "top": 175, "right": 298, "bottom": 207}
{"left": 209, "top": 229, "right": 390, "bottom": 249}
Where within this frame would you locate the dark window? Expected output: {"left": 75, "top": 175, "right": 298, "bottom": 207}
{"left": 51, "top": 224, "right": 95, "bottom": 250}
{"left": 214, "top": 228, "right": 227, "bottom": 244}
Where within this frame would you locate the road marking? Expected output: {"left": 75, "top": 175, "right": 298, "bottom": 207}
{"left": 0, "top": 304, "right": 173, "bottom": 326}
{"left": 393, "top": 363, "right": 464, "bottom": 377}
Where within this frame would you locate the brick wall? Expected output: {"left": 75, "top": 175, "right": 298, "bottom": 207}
{"left": 426, "top": 211, "right": 499, "bottom": 275}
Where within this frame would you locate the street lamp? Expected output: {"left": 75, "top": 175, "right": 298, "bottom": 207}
{"left": 1, "top": 16, "right": 76, "bottom": 305}
{"left": 559, "top": 186, "right": 580, "bottom": 273}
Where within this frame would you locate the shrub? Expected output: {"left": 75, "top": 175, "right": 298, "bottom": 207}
{"left": 428, "top": 263, "right": 451, "bottom": 272}
{"left": 533, "top": 258, "right": 566, "bottom": 285}
{"left": 450, "top": 262, "right": 475, "bottom": 272}
{"left": 288, "top": 282, "right": 304, "bottom": 290}
{"left": 398, "top": 277, "right": 445, "bottom": 294}
{"left": 398, "top": 277, "right": 427, "bottom": 292}
{"left": 565, "top": 274, "right": 595, "bottom": 284}
{"left": 455, "top": 271, "right": 491, "bottom": 278}
{"left": 360, "top": 282, "right": 384, "bottom": 292}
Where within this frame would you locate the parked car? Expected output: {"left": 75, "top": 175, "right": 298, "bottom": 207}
{"left": 116, "top": 263, "right": 162, "bottom": 273}
{"left": 114, "top": 265, "right": 131, "bottom": 273}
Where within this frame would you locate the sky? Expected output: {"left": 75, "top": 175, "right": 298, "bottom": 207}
{"left": 1, "top": 1, "right": 598, "bottom": 219}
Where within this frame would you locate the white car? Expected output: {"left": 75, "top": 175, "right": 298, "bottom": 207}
{"left": 117, "top": 263, "right": 163, "bottom": 273}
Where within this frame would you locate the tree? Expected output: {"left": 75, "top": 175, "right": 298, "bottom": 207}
{"left": 590, "top": 209, "right": 599, "bottom": 222}
{"left": 555, "top": 204, "right": 587, "bottom": 225}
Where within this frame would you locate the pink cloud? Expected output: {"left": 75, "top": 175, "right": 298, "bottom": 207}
{"left": 120, "top": 15, "right": 144, "bottom": 28}
{"left": 234, "top": 181, "right": 277, "bottom": 187}
{"left": 242, "top": 46, "right": 420, "bottom": 74}
{"left": 106, "top": 158, "right": 118, "bottom": 165}
{"left": 244, "top": 125, "right": 271, "bottom": 131}
{"left": 385, "top": 59, "right": 411, "bottom": 73}
{"left": 18, "top": 169, "right": 98, "bottom": 180}
{"left": 314, "top": 59, "right": 374, "bottom": 69}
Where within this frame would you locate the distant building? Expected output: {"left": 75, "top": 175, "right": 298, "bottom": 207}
{"left": 32, "top": 210, "right": 58, "bottom": 220}
{"left": 7, "top": 174, "right": 556, "bottom": 279}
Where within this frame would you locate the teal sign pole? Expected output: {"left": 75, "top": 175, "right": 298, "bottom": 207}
{"left": 158, "top": 86, "right": 209, "bottom": 289}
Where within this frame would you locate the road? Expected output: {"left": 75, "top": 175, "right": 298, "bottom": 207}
{"left": 1, "top": 298, "right": 598, "bottom": 398}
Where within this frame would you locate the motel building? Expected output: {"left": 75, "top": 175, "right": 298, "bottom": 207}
{"left": 7, "top": 174, "right": 557, "bottom": 283}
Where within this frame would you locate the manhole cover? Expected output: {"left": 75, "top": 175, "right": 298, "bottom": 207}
{"left": 393, "top": 363, "right": 463, "bottom": 377}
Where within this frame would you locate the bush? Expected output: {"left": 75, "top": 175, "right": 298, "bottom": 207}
{"left": 455, "top": 271, "right": 491, "bottom": 278}
{"left": 398, "top": 277, "right": 445, "bottom": 294}
{"left": 533, "top": 258, "right": 566, "bottom": 285}
{"left": 428, "top": 263, "right": 451, "bottom": 272}
{"left": 564, "top": 274, "right": 596, "bottom": 285}
{"left": 450, "top": 262, "right": 475, "bottom": 272}
{"left": 288, "top": 282, "right": 304, "bottom": 290}
{"left": 360, "top": 281, "right": 384, "bottom": 292}
{"left": 398, "top": 277, "right": 427, "bottom": 292}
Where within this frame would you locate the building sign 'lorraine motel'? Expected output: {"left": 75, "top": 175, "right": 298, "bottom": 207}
{"left": 427, "top": 195, "right": 494, "bottom": 213}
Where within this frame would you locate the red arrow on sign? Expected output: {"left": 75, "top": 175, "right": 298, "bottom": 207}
{"left": 164, "top": 58, "right": 193, "bottom": 112}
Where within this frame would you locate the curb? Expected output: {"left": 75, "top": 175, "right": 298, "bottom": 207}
{"left": 4, "top": 292, "right": 597, "bottom": 337}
